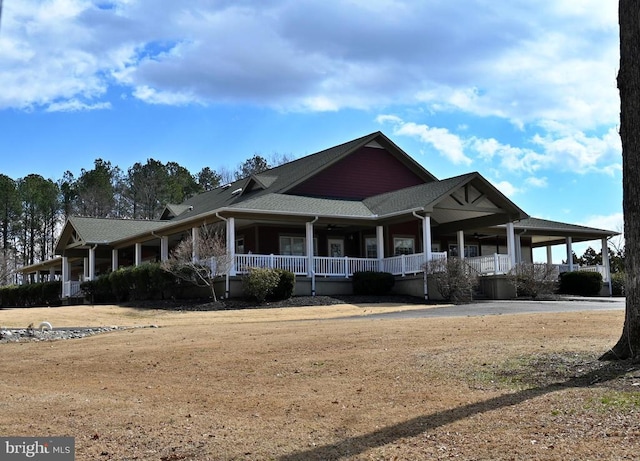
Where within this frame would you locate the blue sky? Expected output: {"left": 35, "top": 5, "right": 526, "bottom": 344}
{"left": 0, "top": 0, "right": 623, "bottom": 261}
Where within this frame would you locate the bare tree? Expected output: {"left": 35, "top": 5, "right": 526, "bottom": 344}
{"left": 601, "top": 0, "right": 640, "bottom": 360}
{"left": 162, "top": 225, "right": 231, "bottom": 302}
{"left": 425, "top": 257, "right": 478, "bottom": 303}
{"left": 509, "top": 263, "right": 558, "bottom": 299}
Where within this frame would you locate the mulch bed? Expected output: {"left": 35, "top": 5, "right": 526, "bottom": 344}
{"left": 121, "top": 294, "right": 431, "bottom": 311}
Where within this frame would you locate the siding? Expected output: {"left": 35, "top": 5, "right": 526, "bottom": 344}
{"left": 289, "top": 147, "right": 426, "bottom": 199}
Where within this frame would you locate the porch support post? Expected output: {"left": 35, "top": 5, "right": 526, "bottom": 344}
{"left": 83, "top": 257, "right": 89, "bottom": 281}
{"left": 457, "top": 230, "right": 465, "bottom": 260}
{"left": 112, "top": 249, "right": 118, "bottom": 272}
{"left": 62, "top": 256, "right": 69, "bottom": 297}
{"left": 191, "top": 227, "right": 199, "bottom": 262}
{"left": 306, "top": 220, "right": 315, "bottom": 279}
{"left": 160, "top": 236, "right": 169, "bottom": 262}
{"left": 49, "top": 266, "right": 55, "bottom": 281}
{"left": 566, "top": 237, "right": 574, "bottom": 271}
{"left": 602, "top": 237, "right": 612, "bottom": 296}
{"left": 227, "top": 217, "right": 236, "bottom": 276}
{"left": 424, "top": 215, "right": 432, "bottom": 262}
{"left": 135, "top": 243, "right": 142, "bottom": 266}
{"left": 376, "top": 225, "right": 384, "bottom": 271}
{"left": 88, "top": 246, "right": 96, "bottom": 281}
{"left": 546, "top": 246, "right": 553, "bottom": 265}
{"left": 506, "top": 222, "right": 516, "bottom": 269}
{"left": 515, "top": 234, "right": 522, "bottom": 264}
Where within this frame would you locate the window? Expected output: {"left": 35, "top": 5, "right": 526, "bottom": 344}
{"left": 448, "top": 244, "right": 479, "bottom": 258}
{"left": 394, "top": 237, "right": 415, "bottom": 255}
{"left": 279, "top": 236, "right": 318, "bottom": 256}
{"left": 365, "top": 237, "right": 377, "bottom": 258}
{"left": 235, "top": 237, "right": 245, "bottom": 254}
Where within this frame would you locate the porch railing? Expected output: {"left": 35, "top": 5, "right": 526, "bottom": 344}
{"left": 465, "top": 254, "right": 512, "bottom": 275}
{"left": 232, "top": 253, "right": 610, "bottom": 281}
{"left": 234, "top": 251, "right": 448, "bottom": 277}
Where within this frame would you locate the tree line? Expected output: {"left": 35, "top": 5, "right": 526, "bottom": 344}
{"left": 0, "top": 153, "right": 290, "bottom": 281}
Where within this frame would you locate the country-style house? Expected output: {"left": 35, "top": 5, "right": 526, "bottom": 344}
{"left": 21, "top": 132, "right": 618, "bottom": 300}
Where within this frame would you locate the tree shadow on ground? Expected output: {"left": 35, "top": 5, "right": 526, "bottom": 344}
{"left": 278, "top": 358, "right": 640, "bottom": 461}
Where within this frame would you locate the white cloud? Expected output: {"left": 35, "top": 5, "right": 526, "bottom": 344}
{"left": 0, "top": 0, "right": 619, "bottom": 128}
{"left": 489, "top": 180, "right": 519, "bottom": 198}
{"left": 377, "top": 115, "right": 471, "bottom": 165}
{"left": 45, "top": 99, "right": 112, "bottom": 112}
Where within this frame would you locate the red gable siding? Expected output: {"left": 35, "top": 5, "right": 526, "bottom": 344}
{"left": 288, "top": 146, "right": 427, "bottom": 199}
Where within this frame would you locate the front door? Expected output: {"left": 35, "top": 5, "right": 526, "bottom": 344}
{"left": 328, "top": 238, "right": 344, "bottom": 257}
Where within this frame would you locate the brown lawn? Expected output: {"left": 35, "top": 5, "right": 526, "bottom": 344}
{"left": 0, "top": 302, "right": 638, "bottom": 460}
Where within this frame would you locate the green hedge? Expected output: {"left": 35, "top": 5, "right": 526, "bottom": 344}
{"left": 270, "top": 269, "right": 295, "bottom": 301}
{"left": 0, "top": 281, "right": 61, "bottom": 308}
{"left": 352, "top": 271, "right": 395, "bottom": 295}
{"left": 559, "top": 271, "right": 603, "bottom": 296}
{"left": 611, "top": 272, "right": 625, "bottom": 296}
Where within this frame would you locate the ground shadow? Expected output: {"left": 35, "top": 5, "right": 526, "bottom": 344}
{"left": 278, "top": 358, "right": 639, "bottom": 461}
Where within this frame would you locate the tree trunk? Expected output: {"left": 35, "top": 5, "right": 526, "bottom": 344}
{"left": 601, "top": 0, "right": 640, "bottom": 360}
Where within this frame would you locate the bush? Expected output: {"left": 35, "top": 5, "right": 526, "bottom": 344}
{"left": 509, "top": 263, "right": 558, "bottom": 299}
{"left": 109, "top": 267, "right": 132, "bottom": 302}
{"left": 242, "top": 267, "right": 281, "bottom": 303}
{"left": 352, "top": 271, "right": 395, "bottom": 295}
{"left": 559, "top": 271, "right": 603, "bottom": 296}
{"left": 270, "top": 269, "right": 295, "bottom": 300}
{"left": 426, "top": 257, "right": 478, "bottom": 303}
{"left": 608, "top": 272, "right": 625, "bottom": 297}
{"left": 81, "top": 275, "right": 114, "bottom": 303}
{"left": 0, "top": 281, "right": 61, "bottom": 307}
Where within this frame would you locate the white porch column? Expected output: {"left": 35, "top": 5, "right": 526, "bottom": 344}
{"left": 515, "top": 234, "right": 522, "bottom": 264}
{"left": 227, "top": 217, "right": 236, "bottom": 276}
{"left": 424, "top": 215, "right": 432, "bottom": 263}
{"left": 376, "top": 225, "right": 385, "bottom": 271}
{"left": 191, "top": 227, "right": 199, "bottom": 262}
{"left": 506, "top": 222, "right": 516, "bottom": 269}
{"left": 160, "top": 236, "right": 169, "bottom": 262}
{"left": 112, "top": 249, "right": 118, "bottom": 272}
{"left": 83, "top": 257, "right": 89, "bottom": 281}
{"left": 602, "top": 237, "right": 612, "bottom": 295}
{"left": 49, "top": 266, "right": 55, "bottom": 281}
{"left": 546, "top": 246, "right": 553, "bottom": 265}
{"left": 306, "top": 221, "right": 315, "bottom": 278}
{"left": 88, "top": 246, "right": 96, "bottom": 281}
{"left": 566, "top": 237, "right": 574, "bottom": 271}
{"left": 135, "top": 243, "right": 142, "bottom": 266}
{"left": 457, "top": 230, "right": 465, "bottom": 259}
{"left": 62, "top": 256, "right": 69, "bottom": 297}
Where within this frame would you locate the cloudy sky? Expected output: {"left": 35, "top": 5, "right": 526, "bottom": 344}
{"left": 0, "top": 0, "right": 623, "bottom": 260}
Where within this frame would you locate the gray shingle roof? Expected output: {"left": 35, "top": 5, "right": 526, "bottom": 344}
{"left": 515, "top": 217, "right": 619, "bottom": 236}
{"left": 68, "top": 216, "right": 169, "bottom": 244}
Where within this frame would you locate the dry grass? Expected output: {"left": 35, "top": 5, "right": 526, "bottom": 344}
{"left": 0, "top": 302, "right": 638, "bottom": 460}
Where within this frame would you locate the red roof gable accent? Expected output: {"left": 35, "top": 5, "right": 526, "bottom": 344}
{"left": 288, "top": 146, "right": 428, "bottom": 200}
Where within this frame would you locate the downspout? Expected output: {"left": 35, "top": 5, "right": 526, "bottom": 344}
{"left": 412, "top": 211, "right": 429, "bottom": 301}
{"left": 307, "top": 216, "right": 319, "bottom": 296}
{"left": 215, "top": 212, "right": 231, "bottom": 299}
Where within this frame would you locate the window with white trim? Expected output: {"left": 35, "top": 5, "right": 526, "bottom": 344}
{"left": 365, "top": 237, "right": 377, "bottom": 258}
{"left": 448, "top": 244, "right": 479, "bottom": 258}
{"left": 394, "top": 237, "right": 415, "bottom": 255}
{"left": 279, "top": 236, "right": 318, "bottom": 256}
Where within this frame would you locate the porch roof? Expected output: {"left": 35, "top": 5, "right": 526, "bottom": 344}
{"left": 512, "top": 217, "right": 619, "bottom": 247}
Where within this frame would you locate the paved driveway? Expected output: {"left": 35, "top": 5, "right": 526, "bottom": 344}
{"left": 350, "top": 297, "right": 625, "bottom": 321}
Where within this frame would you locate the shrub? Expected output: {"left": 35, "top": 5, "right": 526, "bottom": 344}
{"left": 509, "top": 263, "right": 558, "bottom": 299}
{"left": 109, "top": 267, "right": 132, "bottom": 302}
{"left": 611, "top": 272, "right": 625, "bottom": 297}
{"left": 0, "top": 281, "right": 61, "bottom": 307}
{"left": 352, "top": 271, "right": 395, "bottom": 295}
{"left": 242, "top": 267, "right": 280, "bottom": 303}
{"left": 270, "top": 269, "right": 295, "bottom": 300}
{"left": 559, "top": 271, "right": 603, "bottom": 296}
{"left": 81, "top": 275, "right": 114, "bottom": 304}
{"left": 426, "top": 257, "right": 478, "bottom": 303}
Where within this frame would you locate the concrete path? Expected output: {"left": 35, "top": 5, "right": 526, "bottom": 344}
{"left": 349, "top": 297, "right": 625, "bottom": 321}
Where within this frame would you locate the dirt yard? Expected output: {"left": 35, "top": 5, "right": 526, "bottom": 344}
{"left": 0, "top": 301, "right": 638, "bottom": 460}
